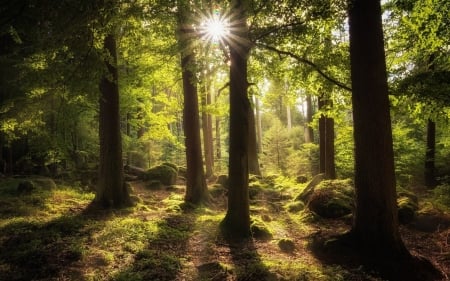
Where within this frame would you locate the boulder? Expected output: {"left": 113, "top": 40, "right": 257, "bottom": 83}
{"left": 306, "top": 179, "right": 354, "bottom": 219}
{"left": 145, "top": 164, "right": 177, "bottom": 186}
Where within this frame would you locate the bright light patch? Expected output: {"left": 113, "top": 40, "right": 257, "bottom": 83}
{"left": 202, "top": 18, "right": 228, "bottom": 42}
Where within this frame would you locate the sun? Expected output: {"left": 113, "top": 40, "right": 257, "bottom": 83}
{"left": 198, "top": 8, "right": 230, "bottom": 45}
{"left": 202, "top": 17, "right": 229, "bottom": 42}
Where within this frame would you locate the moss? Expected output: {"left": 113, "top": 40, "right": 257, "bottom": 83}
{"left": 278, "top": 238, "right": 296, "bottom": 253}
{"left": 304, "top": 179, "right": 354, "bottom": 219}
{"left": 216, "top": 174, "right": 228, "bottom": 188}
{"left": 251, "top": 219, "right": 273, "bottom": 241}
{"left": 209, "top": 184, "right": 226, "bottom": 198}
{"left": 145, "top": 165, "right": 177, "bottom": 186}
{"left": 286, "top": 201, "right": 305, "bottom": 213}
{"left": 397, "top": 196, "right": 419, "bottom": 224}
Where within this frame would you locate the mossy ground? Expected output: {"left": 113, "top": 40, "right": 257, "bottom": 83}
{"left": 0, "top": 176, "right": 449, "bottom": 280}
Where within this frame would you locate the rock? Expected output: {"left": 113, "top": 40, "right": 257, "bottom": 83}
{"left": 286, "top": 201, "right": 305, "bottom": 213}
{"left": 216, "top": 174, "right": 228, "bottom": 189}
{"left": 278, "top": 238, "right": 295, "bottom": 253}
{"left": 306, "top": 179, "right": 354, "bottom": 219}
{"left": 145, "top": 165, "right": 177, "bottom": 185}
{"left": 17, "top": 180, "right": 35, "bottom": 194}
{"left": 397, "top": 196, "right": 419, "bottom": 224}
{"left": 251, "top": 220, "right": 273, "bottom": 241}
{"left": 296, "top": 175, "right": 308, "bottom": 184}
{"left": 295, "top": 173, "right": 325, "bottom": 202}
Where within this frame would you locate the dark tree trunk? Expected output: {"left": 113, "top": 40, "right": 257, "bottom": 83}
{"left": 425, "top": 118, "right": 437, "bottom": 188}
{"left": 201, "top": 82, "right": 214, "bottom": 179}
{"left": 177, "top": 6, "right": 208, "bottom": 204}
{"left": 96, "top": 34, "right": 130, "bottom": 208}
{"left": 255, "top": 96, "right": 263, "bottom": 153}
{"left": 348, "top": 0, "right": 408, "bottom": 256}
{"left": 215, "top": 116, "right": 222, "bottom": 170}
{"left": 318, "top": 95, "right": 336, "bottom": 179}
{"left": 304, "top": 95, "right": 314, "bottom": 143}
{"left": 221, "top": 0, "right": 251, "bottom": 238}
{"left": 248, "top": 99, "right": 261, "bottom": 176}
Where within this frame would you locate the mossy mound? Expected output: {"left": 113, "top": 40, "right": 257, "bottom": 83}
{"left": 145, "top": 164, "right": 177, "bottom": 186}
{"left": 397, "top": 195, "right": 419, "bottom": 224}
{"left": 411, "top": 205, "right": 450, "bottom": 232}
{"left": 306, "top": 179, "right": 354, "bottom": 219}
{"left": 277, "top": 238, "right": 295, "bottom": 253}
{"left": 251, "top": 219, "right": 273, "bottom": 241}
{"left": 216, "top": 174, "right": 228, "bottom": 189}
{"left": 285, "top": 201, "right": 305, "bottom": 213}
{"left": 209, "top": 184, "right": 227, "bottom": 198}
{"left": 17, "top": 177, "right": 57, "bottom": 194}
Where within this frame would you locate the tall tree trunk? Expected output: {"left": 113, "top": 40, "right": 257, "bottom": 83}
{"left": 177, "top": 5, "right": 208, "bottom": 204}
{"left": 221, "top": 0, "right": 251, "bottom": 238}
{"left": 96, "top": 34, "right": 130, "bottom": 208}
{"left": 348, "top": 0, "right": 408, "bottom": 257}
{"left": 318, "top": 95, "right": 336, "bottom": 179}
{"left": 304, "top": 95, "right": 314, "bottom": 143}
{"left": 286, "top": 105, "right": 292, "bottom": 131}
{"left": 201, "top": 80, "right": 214, "bottom": 179}
{"left": 255, "top": 96, "right": 263, "bottom": 153}
{"left": 215, "top": 116, "right": 222, "bottom": 171}
{"left": 248, "top": 98, "right": 261, "bottom": 176}
{"left": 425, "top": 118, "right": 436, "bottom": 188}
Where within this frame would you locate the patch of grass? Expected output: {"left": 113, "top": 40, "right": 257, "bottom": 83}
{"left": 113, "top": 250, "right": 182, "bottom": 281}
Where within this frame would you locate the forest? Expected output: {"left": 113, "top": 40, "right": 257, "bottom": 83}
{"left": 1, "top": 0, "right": 450, "bottom": 280}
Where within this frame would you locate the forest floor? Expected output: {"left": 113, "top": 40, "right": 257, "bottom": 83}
{"left": 0, "top": 176, "right": 449, "bottom": 281}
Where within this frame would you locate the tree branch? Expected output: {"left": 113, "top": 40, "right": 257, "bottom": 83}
{"left": 256, "top": 43, "right": 352, "bottom": 92}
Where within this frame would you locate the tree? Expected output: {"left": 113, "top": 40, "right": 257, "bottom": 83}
{"left": 96, "top": 33, "right": 131, "bottom": 208}
{"left": 318, "top": 93, "right": 336, "bottom": 179}
{"left": 221, "top": 0, "right": 251, "bottom": 238}
{"left": 338, "top": 0, "right": 441, "bottom": 279}
{"left": 176, "top": 1, "right": 208, "bottom": 204}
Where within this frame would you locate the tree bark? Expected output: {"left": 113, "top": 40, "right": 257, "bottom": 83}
{"left": 304, "top": 95, "right": 314, "bottom": 143}
{"left": 96, "top": 34, "right": 130, "bottom": 208}
{"left": 318, "top": 94, "right": 336, "bottom": 179}
{"left": 255, "top": 96, "right": 263, "bottom": 152}
{"left": 248, "top": 98, "right": 261, "bottom": 176}
{"left": 201, "top": 79, "right": 214, "bottom": 179}
{"left": 177, "top": 5, "right": 208, "bottom": 204}
{"left": 221, "top": 0, "right": 251, "bottom": 238}
{"left": 348, "top": 0, "right": 408, "bottom": 256}
{"left": 425, "top": 118, "right": 436, "bottom": 188}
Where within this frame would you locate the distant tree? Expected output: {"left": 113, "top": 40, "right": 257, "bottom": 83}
{"left": 318, "top": 93, "right": 336, "bottom": 179}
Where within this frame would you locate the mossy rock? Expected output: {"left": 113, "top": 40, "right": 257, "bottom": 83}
{"left": 16, "top": 177, "right": 57, "bottom": 194}
{"left": 306, "top": 179, "right": 354, "bottom": 219}
{"left": 411, "top": 205, "right": 450, "bottom": 232}
{"left": 251, "top": 220, "right": 273, "bottom": 241}
{"left": 177, "top": 166, "right": 187, "bottom": 178}
{"left": 216, "top": 174, "right": 228, "bottom": 189}
{"left": 209, "top": 184, "right": 226, "bottom": 198}
{"left": 397, "top": 196, "right": 419, "bottom": 224}
{"left": 285, "top": 201, "right": 305, "bottom": 213}
{"left": 145, "top": 165, "right": 177, "bottom": 186}
{"left": 161, "top": 162, "right": 178, "bottom": 172}
{"left": 295, "top": 173, "right": 325, "bottom": 202}
{"left": 278, "top": 238, "right": 295, "bottom": 253}
{"left": 296, "top": 175, "right": 308, "bottom": 184}
{"left": 17, "top": 180, "right": 35, "bottom": 194}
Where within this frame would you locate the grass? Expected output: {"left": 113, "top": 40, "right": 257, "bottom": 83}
{"left": 0, "top": 176, "right": 448, "bottom": 280}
